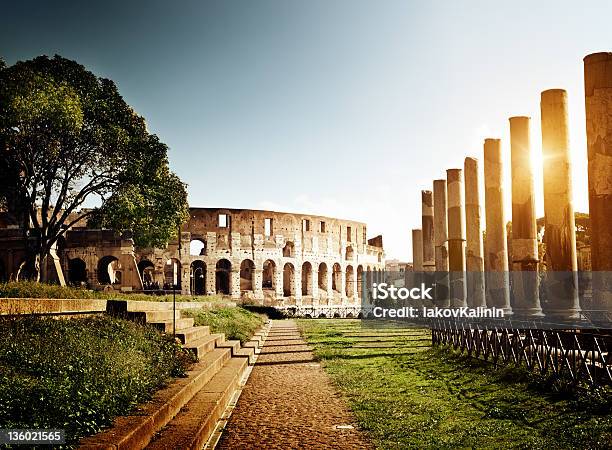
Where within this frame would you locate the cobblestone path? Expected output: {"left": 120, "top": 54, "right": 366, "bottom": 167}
{"left": 217, "top": 320, "right": 372, "bottom": 449}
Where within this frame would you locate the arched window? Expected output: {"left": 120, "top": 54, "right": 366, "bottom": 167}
{"left": 283, "top": 242, "right": 295, "bottom": 257}
{"left": 301, "top": 262, "right": 312, "bottom": 296}
{"left": 216, "top": 259, "right": 231, "bottom": 295}
{"left": 283, "top": 263, "right": 295, "bottom": 297}
{"left": 346, "top": 246, "right": 354, "bottom": 261}
{"left": 68, "top": 258, "right": 87, "bottom": 286}
{"left": 332, "top": 263, "right": 342, "bottom": 293}
{"left": 97, "top": 256, "right": 119, "bottom": 285}
{"left": 189, "top": 239, "right": 207, "bottom": 256}
{"left": 190, "top": 260, "right": 206, "bottom": 295}
{"left": 240, "top": 259, "right": 255, "bottom": 291}
{"left": 138, "top": 260, "right": 155, "bottom": 288}
{"left": 345, "top": 265, "right": 354, "bottom": 297}
{"left": 164, "top": 258, "right": 181, "bottom": 289}
{"left": 318, "top": 262, "right": 328, "bottom": 290}
{"left": 262, "top": 260, "right": 276, "bottom": 289}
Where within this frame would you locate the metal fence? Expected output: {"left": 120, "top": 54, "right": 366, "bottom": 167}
{"left": 431, "top": 320, "right": 612, "bottom": 387}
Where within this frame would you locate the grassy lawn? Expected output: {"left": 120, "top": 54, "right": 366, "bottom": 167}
{"left": 0, "top": 315, "right": 194, "bottom": 446}
{"left": 298, "top": 319, "right": 612, "bottom": 449}
{"left": 0, "top": 280, "right": 225, "bottom": 303}
{"left": 184, "top": 306, "right": 266, "bottom": 344}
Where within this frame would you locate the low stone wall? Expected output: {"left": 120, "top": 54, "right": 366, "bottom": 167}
{"left": 0, "top": 298, "right": 107, "bottom": 316}
{"left": 0, "top": 298, "right": 236, "bottom": 317}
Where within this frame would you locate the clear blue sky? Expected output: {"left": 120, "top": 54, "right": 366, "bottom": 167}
{"left": 2, "top": 1, "right": 610, "bottom": 260}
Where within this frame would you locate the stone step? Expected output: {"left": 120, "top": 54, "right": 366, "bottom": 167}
{"left": 184, "top": 334, "right": 225, "bottom": 359}
{"left": 149, "top": 317, "right": 195, "bottom": 333}
{"left": 176, "top": 326, "right": 211, "bottom": 345}
{"left": 129, "top": 309, "right": 182, "bottom": 324}
{"left": 217, "top": 340, "right": 241, "bottom": 355}
{"left": 106, "top": 299, "right": 214, "bottom": 313}
{"left": 145, "top": 357, "right": 249, "bottom": 450}
{"left": 235, "top": 347, "right": 256, "bottom": 365}
{"left": 79, "top": 348, "right": 232, "bottom": 450}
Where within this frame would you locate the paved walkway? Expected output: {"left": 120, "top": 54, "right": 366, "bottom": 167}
{"left": 217, "top": 320, "right": 372, "bottom": 449}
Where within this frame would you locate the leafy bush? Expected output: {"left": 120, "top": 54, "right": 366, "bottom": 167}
{"left": 185, "top": 307, "right": 265, "bottom": 344}
{"left": 0, "top": 315, "right": 195, "bottom": 445}
{"left": 0, "top": 281, "right": 224, "bottom": 303}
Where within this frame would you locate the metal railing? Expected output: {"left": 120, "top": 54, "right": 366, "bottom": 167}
{"left": 431, "top": 320, "right": 612, "bottom": 387}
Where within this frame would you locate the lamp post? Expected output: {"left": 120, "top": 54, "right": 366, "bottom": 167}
{"left": 174, "top": 225, "right": 182, "bottom": 341}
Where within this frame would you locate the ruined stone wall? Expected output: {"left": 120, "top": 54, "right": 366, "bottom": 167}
{"left": 0, "top": 208, "right": 384, "bottom": 307}
{"left": 135, "top": 208, "right": 385, "bottom": 307}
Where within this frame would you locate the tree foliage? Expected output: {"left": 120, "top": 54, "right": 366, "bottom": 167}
{"left": 0, "top": 55, "right": 188, "bottom": 279}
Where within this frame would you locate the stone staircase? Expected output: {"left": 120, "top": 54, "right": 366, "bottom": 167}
{"left": 79, "top": 300, "right": 269, "bottom": 449}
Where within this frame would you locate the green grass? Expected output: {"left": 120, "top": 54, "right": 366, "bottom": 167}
{"left": 0, "top": 315, "right": 195, "bottom": 446}
{"left": 184, "top": 307, "right": 265, "bottom": 344}
{"left": 0, "top": 280, "right": 225, "bottom": 303}
{"left": 298, "top": 319, "right": 612, "bottom": 449}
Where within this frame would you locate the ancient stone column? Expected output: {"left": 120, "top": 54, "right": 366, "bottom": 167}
{"left": 421, "top": 190, "right": 435, "bottom": 271}
{"left": 509, "top": 117, "right": 543, "bottom": 317}
{"left": 410, "top": 229, "right": 424, "bottom": 306}
{"left": 584, "top": 52, "right": 612, "bottom": 316}
{"left": 231, "top": 269, "right": 241, "bottom": 299}
{"left": 412, "top": 229, "right": 423, "bottom": 272}
{"left": 464, "top": 157, "right": 486, "bottom": 308}
{"left": 340, "top": 268, "right": 347, "bottom": 305}
{"left": 540, "top": 89, "right": 581, "bottom": 319}
{"left": 447, "top": 169, "right": 467, "bottom": 307}
{"left": 206, "top": 265, "right": 217, "bottom": 296}
{"left": 295, "top": 268, "right": 303, "bottom": 304}
{"left": 483, "top": 138, "right": 512, "bottom": 313}
{"left": 433, "top": 179, "right": 450, "bottom": 307}
{"left": 326, "top": 267, "right": 333, "bottom": 305}
{"left": 311, "top": 268, "right": 319, "bottom": 303}
{"left": 274, "top": 269, "right": 283, "bottom": 300}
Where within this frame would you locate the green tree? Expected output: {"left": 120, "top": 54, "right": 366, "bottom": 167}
{"left": 0, "top": 55, "right": 188, "bottom": 281}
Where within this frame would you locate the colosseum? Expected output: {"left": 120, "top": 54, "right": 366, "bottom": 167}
{"left": 0, "top": 208, "right": 385, "bottom": 316}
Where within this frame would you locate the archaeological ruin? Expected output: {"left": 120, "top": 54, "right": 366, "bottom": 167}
{"left": 411, "top": 52, "right": 612, "bottom": 325}
{"left": 0, "top": 208, "right": 385, "bottom": 317}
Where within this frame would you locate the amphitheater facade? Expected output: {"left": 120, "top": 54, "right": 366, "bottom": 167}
{"left": 0, "top": 208, "right": 385, "bottom": 311}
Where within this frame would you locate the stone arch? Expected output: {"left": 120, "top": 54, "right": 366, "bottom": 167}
{"left": 262, "top": 259, "right": 276, "bottom": 290}
{"left": 345, "top": 265, "right": 354, "bottom": 297}
{"left": 332, "top": 263, "right": 342, "bottom": 293}
{"left": 97, "top": 256, "right": 119, "bottom": 285}
{"left": 345, "top": 246, "right": 354, "bottom": 261}
{"left": 240, "top": 259, "right": 255, "bottom": 291}
{"left": 68, "top": 258, "right": 87, "bottom": 286}
{"left": 357, "top": 265, "right": 364, "bottom": 299}
{"left": 333, "top": 312, "right": 341, "bottom": 318}
{"left": 283, "top": 262, "right": 295, "bottom": 297}
{"left": 346, "top": 312, "right": 354, "bottom": 318}
{"left": 137, "top": 259, "right": 155, "bottom": 287}
{"left": 216, "top": 259, "right": 231, "bottom": 295}
{"left": 301, "top": 262, "right": 313, "bottom": 296}
{"left": 190, "top": 260, "right": 206, "bottom": 295}
{"left": 189, "top": 238, "right": 207, "bottom": 256}
{"left": 318, "top": 262, "right": 328, "bottom": 290}
{"left": 164, "top": 258, "right": 181, "bottom": 289}
{"left": 283, "top": 241, "right": 295, "bottom": 257}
